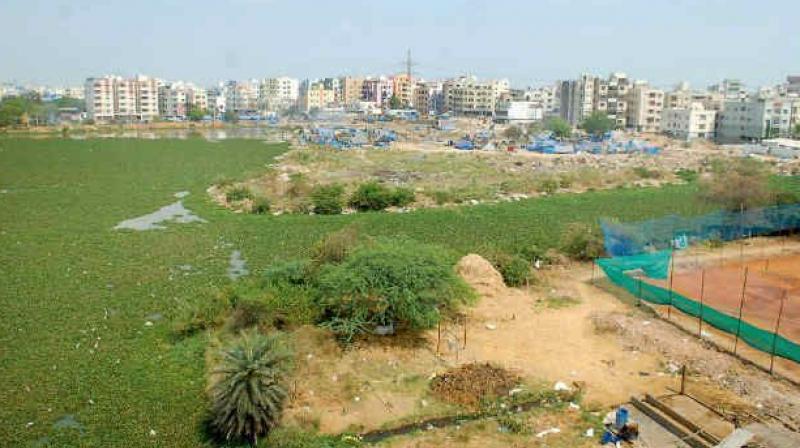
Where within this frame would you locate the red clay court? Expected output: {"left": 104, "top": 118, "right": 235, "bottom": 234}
{"left": 653, "top": 253, "right": 800, "bottom": 344}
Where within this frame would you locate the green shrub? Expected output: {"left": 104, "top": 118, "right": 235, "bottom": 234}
{"left": 390, "top": 187, "right": 416, "bottom": 207}
{"left": 489, "top": 252, "right": 533, "bottom": 287}
{"left": 518, "top": 244, "right": 549, "bottom": 265}
{"left": 560, "top": 223, "right": 605, "bottom": 261}
{"left": 311, "top": 184, "right": 344, "bottom": 215}
{"left": 173, "top": 289, "right": 232, "bottom": 337}
{"left": 229, "top": 300, "right": 269, "bottom": 332}
{"left": 348, "top": 181, "right": 393, "bottom": 211}
{"left": 430, "top": 190, "right": 455, "bottom": 205}
{"left": 311, "top": 226, "right": 361, "bottom": 265}
{"left": 675, "top": 168, "right": 698, "bottom": 183}
{"left": 315, "top": 239, "right": 475, "bottom": 342}
{"left": 774, "top": 189, "right": 800, "bottom": 206}
{"left": 226, "top": 185, "right": 253, "bottom": 202}
{"left": 260, "top": 289, "right": 319, "bottom": 328}
{"left": 251, "top": 196, "right": 271, "bottom": 214}
{"left": 209, "top": 331, "right": 293, "bottom": 444}
{"left": 632, "top": 167, "right": 661, "bottom": 179}
{"left": 263, "top": 260, "right": 311, "bottom": 288}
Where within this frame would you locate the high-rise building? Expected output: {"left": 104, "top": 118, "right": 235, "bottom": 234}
{"left": 84, "top": 75, "right": 160, "bottom": 122}
{"left": 391, "top": 74, "right": 415, "bottom": 108}
{"left": 626, "top": 83, "right": 664, "bottom": 132}
{"left": 414, "top": 80, "right": 444, "bottom": 116}
{"left": 662, "top": 103, "right": 717, "bottom": 140}
{"left": 560, "top": 74, "right": 596, "bottom": 125}
{"left": 338, "top": 77, "right": 365, "bottom": 107}
{"left": 258, "top": 77, "right": 299, "bottom": 112}
{"left": 362, "top": 77, "right": 393, "bottom": 108}
{"left": 716, "top": 97, "right": 800, "bottom": 143}
{"left": 441, "top": 75, "right": 509, "bottom": 117}
{"left": 299, "top": 80, "right": 335, "bottom": 112}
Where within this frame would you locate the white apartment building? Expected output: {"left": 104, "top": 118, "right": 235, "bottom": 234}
{"left": 662, "top": 103, "right": 717, "bottom": 140}
{"left": 258, "top": 77, "right": 299, "bottom": 112}
{"left": 627, "top": 83, "right": 664, "bottom": 132}
{"left": 521, "top": 85, "right": 558, "bottom": 117}
{"left": 299, "top": 80, "right": 335, "bottom": 112}
{"left": 84, "top": 75, "right": 159, "bottom": 122}
{"left": 158, "top": 82, "right": 207, "bottom": 120}
{"left": 442, "top": 75, "right": 509, "bottom": 117}
{"left": 717, "top": 97, "right": 800, "bottom": 143}
{"left": 494, "top": 101, "right": 544, "bottom": 124}
{"left": 224, "top": 80, "right": 259, "bottom": 116}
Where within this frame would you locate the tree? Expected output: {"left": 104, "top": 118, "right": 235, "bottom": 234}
{"left": 188, "top": 108, "right": 206, "bottom": 122}
{"left": 502, "top": 125, "right": 523, "bottom": 141}
{"left": 580, "top": 111, "right": 615, "bottom": 136}
{"left": 526, "top": 121, "right": 543, "bottom": 136}
{"left": 389, "top": 95, "right": 402, "bottom": 110}
{"left": 209, "top": 331, "right": 292, "bottom": 444}
{"left": 793, "top": 123, "right": 800, "bottom": 138}
{"left": 699, "top": 158, "right": 773, "bottom": 210}
{"left": 544, "top": 117, "right": 572, "bottom": 139}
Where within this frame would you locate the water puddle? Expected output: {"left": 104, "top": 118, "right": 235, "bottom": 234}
{"left": 114, "top": 192, "right": 205, "bottom": 231}
{"left": 227, "top": 250, "right": 249, "bottom": 280}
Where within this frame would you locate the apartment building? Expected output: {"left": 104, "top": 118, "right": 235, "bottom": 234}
{"left": 592, "top": 73, "right": 631, "bottom": 128}
{"left": 715, "top": 96, "right": 799, "bottom": 142}
{"left": 709, "top": 79, "right": 747, "bottom": 100}
{"left": 207, "top": 86, "right": 226, "bottom": 119}
{"left": 258, "top": 77, "right": 299, "bottom": 111}
{"left": 662, "top": 103, "right": 717, "bottom": 140}
{"left": 362, "top": 77, "right": 393, "bottom": 108}
{"left": 299, "top": 80, "right": 335, "bottom": 112}
{"left": 338, "top": 77, "right": 365, "bottom": 107}
{"left": 442, "top": 75, "right": 509, "bottom": 117}
{"left": 84, "top": 75, "right": 159, "bottom": 122}
{"left": 627, "top": 83, "right": 664, "bottom": 132}
{"left": 521, "top": 85, "right": 558, "bottom": 117}
{"left": 414, "top": 80, "right": 444, "bottom": 117}
{"left": 158, "top": 82, "right": 207, "bottom": 120}
{"left": 224, "top": 80, "right": 258, "bottom": 116}
{"left": 392, "top": 74, "right": 415, "bottom": 108}
{"left": 560, "top": 74, "right": 596, "bottom": 125}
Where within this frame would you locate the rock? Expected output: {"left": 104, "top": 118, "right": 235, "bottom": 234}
{"left": 554, "top": 381, "right": 571, "bottom": 391}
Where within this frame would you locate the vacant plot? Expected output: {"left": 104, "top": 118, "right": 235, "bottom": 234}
{"left": 0, "top": 137, "right": 716, "bottom": 446}
{"left": 231, "top": 146, "right": 683, "bottom": 213}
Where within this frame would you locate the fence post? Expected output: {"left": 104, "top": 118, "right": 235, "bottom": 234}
{"left": 680, "top": 365, "right": 687, "bottom": 395}
{"left": 769, "top": 290, "right": 788, "bottom": 374}
{"left": 667, "top": 248, "right": 676, "bottom": 320}
{"left": 733, "top": 267, "right": 750, "bottom": 355}
{"left": 698, "top": 269, "right": 706, "bottom": 338}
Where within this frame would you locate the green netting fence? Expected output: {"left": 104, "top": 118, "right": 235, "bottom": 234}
{"left": 597, "top": 251, "right": 800, "bottom": 364}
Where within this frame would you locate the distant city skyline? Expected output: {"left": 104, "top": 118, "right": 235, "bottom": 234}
{"left": 1, "top": 0, "right": 799, "bottom": 89}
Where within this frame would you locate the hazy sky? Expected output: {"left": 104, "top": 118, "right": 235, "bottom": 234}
{"left": 1, "top": 0, "right": 798, "bottom": 89}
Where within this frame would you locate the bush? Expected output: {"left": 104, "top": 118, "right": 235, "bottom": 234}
{"left": 263, "top": 428, "right": 361, "bottom": 448}
{"left": 315, "top": 239, "right": 475, "bottom": 342}
{"left": 560, "top": 223, "right": 605, "bottom": 261}
{"left": 209, "top": 330, "right": 293, "bottom": 444}
{"left": 311, "top": 226, "right": 361, "bottom": 265}
{"left": 489, "top": 252, "right": 533, "bottom": 287}
{"left": 251, "top": 196, "right": 271, "bottom": 214}
{"left": 390, "top": 187, "right": 416, "bottom": 207}
{"left": 675, "top": 168, "right": 698, "bottom": 183}
{"left": 226, "top": 185, "right": 253, "bottom": 202}
{"left": 173, "top": 289, "right": 232, "bottom": 337}
{"left": 632, "top": 167, "right": 661, "bottom": 179}
{"left": 348, "top": 181, "right": 393, "bottom": 211}
{"left": 263, "top": 260, "right": 311, "bottom": 288}
{"left": 311, "top": 184, "right": 344, "bottom": 215}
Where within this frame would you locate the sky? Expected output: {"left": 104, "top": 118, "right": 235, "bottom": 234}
{"left": 1, "top": 0, "right": 798, "bottom": 90}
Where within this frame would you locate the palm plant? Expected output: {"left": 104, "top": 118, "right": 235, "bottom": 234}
{"left": 209, "top": 330, "right": 293, "bottom": 445}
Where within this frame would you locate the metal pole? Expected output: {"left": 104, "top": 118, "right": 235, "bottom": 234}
{"left": 733, "top": 266, "right": 750, "bottom": 355}
{"left": 667, "top": 248, "right": 676, "bottom": 319}
{"left": 739, "top": 202, "right": 745, "bottom": 264}
{"left": 769, "top": 290, "right": 788, "bottom": 374}
{"left": 698, "top": 269, "right": 706, "bottom": 337}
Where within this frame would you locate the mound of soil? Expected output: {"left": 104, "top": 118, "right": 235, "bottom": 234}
{"left": 429, "top": 362, "right": 520, "bottom": 408}
{"left": 456, "top": 254, "right": 506, "bottom": 294}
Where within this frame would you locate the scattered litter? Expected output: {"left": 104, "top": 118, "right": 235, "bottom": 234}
{"left": 420, "top": 399, "right": 428, "bottom": 407}
{"left": 585, "top": 428, "right": 594, "bottom": 437}
{"left": 535, "top": 427, "right": 561, "bottom": 438}
{"left": 144, "top": 321, "right": 154, "bottom": 327}
{"left": 26, "top": 421, "right": 34, "bottom": 428}
{"left": 569, "top": 402, "right": 581, "bottom": 410}
{"left": 642, "top": 320, "right": 651, "bottom": 326}
{"left": 553, "top": 381, "right": 571, "bottom": 391}
{"left": 173, "top": 191, "right": 190, "bottom": 198}
{"left": 354, "top": 396, "right": 361, "bottom": 402}
{"left": 508, "top": 387, "right": 524, "bottom": 396}
{"left": 114, "top": 200, "right": 206, "bottom": 231}
{"left": 145, "top": 312, "right": 163, "bottom": 322}
{"left": 227, "top": 250, "right": 249, "bottom": 280}
{"left": 485, "top": 322, "right": 497, "bottom": 330}
{"left": 149, "top": 429, "right": 157, "bottom": 437}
